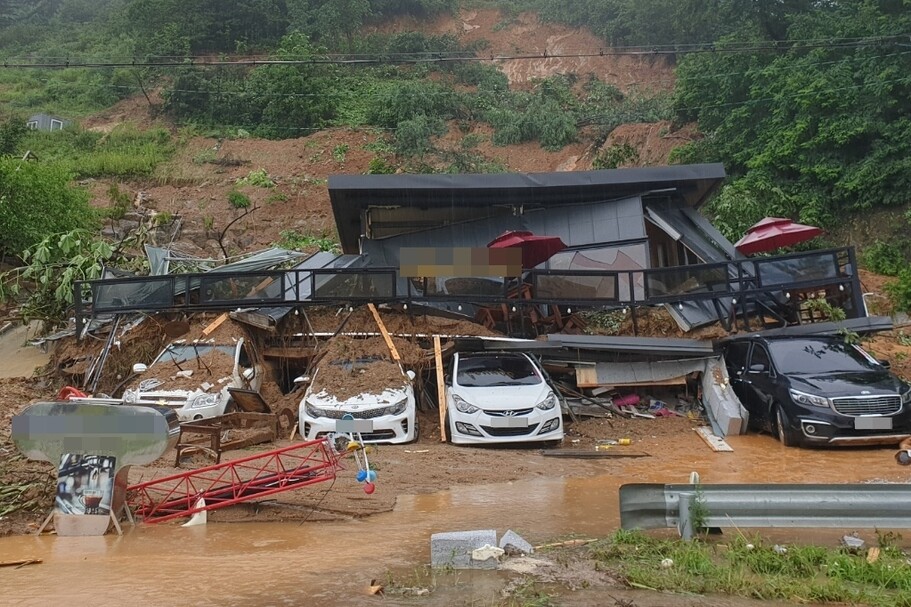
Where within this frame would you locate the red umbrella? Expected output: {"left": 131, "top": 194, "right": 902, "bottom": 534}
{"left": 488, "top": 230, "right": 567, "bottom": 269}
{"left": 734, "top": 217, "right": 824, "bottom": 255}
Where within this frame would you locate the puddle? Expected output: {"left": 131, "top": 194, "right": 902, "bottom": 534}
{"left": 1, "top": 435, "right": 908, "bottom": 606}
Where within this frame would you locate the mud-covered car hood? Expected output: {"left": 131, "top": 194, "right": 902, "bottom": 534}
{"left": 451, "top": 383, "right": 551, "bottom": 409}
{"left": 305, "top": 385, "right": 412, "bottom": 410}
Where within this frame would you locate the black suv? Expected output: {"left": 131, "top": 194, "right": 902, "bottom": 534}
{"left": 722, "top": 335, "right": 911, "bottom": 447}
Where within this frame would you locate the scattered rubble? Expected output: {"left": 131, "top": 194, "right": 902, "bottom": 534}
{"left": 431, "top": 529, "right": 499, "bottom": 569}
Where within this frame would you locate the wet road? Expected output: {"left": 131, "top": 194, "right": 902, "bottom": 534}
{"left": 2, "top": 435, "right": 908, "bottom": 607}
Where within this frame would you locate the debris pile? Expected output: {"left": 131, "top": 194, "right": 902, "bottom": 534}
{"left": 309, "top": 336, "right": 410, "bottom": 401}
{"left": 0, "top": 378, "right": 57, "bottom": 535}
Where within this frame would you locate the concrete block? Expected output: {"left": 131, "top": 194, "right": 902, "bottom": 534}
{"left": 499, "top": 529, "right": 534, "bottom": 555}
{"left": 702, "top": 359, "right": 745, "bottom": 437}
{"left": 431, "top": 529, "right": 498, "bottom": 569}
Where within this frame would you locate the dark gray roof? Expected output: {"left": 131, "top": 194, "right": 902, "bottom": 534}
{"left": 543, "top": 334, "right": 715, "bottom": 356}
{"left": 718, "top": 316, "right": 893, "bottom": 342}
{"left": 328, "top": 163, "right": 726, "bottom": 254}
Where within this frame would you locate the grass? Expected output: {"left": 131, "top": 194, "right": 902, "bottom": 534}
{"left": 592, "top": 530, "right": 911, "bottom": 607}
{"left": 23, "top": 124, "right": 175, "bottom": 179}
{"left": 276, "top": 229, "right": 340, "bottom": 253}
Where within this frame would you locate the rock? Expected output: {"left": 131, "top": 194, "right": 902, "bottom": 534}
{"left": 430, "top": 529, "right": 498, "bottom": 570}
{"left": 499, "top": 529, "right": 534, "bottom": 556}
{"left": 116, "top": 219, "right": 140, "bottom": 233}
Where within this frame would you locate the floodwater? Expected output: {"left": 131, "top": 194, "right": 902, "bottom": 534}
{"left": 2, "top": 435, "right": 908, "bottom": 606}
{"left": 0, "top": 323, "right": 48, "bottom": 379}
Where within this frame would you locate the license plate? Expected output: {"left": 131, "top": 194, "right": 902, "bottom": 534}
{"left": 336, "top": 419, "right": 374, "bottom": 433}
{"left": 855, "top": 417, "right": 892, "bottom": 430}
{"left": 487, "top": 417, "right": 527, "bottom": 428}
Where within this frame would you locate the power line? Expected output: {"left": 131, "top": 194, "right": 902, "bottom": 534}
{"left": 7, "top": 49, "right": 909, "bottom": 103}
{"left": 1, "top": 34, "right": 909, "bottom": 68}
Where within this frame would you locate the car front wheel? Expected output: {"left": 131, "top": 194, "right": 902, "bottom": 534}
{"left": 775, "top": 405, "right": 801, "bottom": 448}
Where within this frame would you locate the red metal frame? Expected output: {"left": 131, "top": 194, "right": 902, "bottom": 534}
{"left": 127, "top": 438, "right": 345, "bottom": 524}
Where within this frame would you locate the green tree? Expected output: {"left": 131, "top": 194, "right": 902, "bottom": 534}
{"left": 124, "top": 0, "right": 288, "bottom": 53}
{"left": 288, "top": 0, "right": 371, "bottom": 48}
{"left": 365, "top": 79, "right": 461, "bottom": 128}
{"left": 393, "top": 114, "right": 446, "bottom": 158}
{"left": 0, "top": 230, "right": 113, "bottom": 324}
{"left": 0, "top": 116, "right": 27, "bottom": 156}
{"left": 0, "top": 159, "right": 96, "bottom": 258}
{"left": 673, "top": 1, "right": 911, "bottom": 238}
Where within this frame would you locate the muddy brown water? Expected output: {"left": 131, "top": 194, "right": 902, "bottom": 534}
{"left": 0, "top": 323, "right": 48, "bottom": 380}
{"left": 2, "top": 435, "right": 909, "bottom": 606}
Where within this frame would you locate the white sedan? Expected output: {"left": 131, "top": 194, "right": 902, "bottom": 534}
{"left": 298, "top": 355, "right": 417, "bottom": 444}
{"left": 446, "top": 352, "right": 564, "bottom": 445}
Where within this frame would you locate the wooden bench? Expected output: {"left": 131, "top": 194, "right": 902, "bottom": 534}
{"left": 175, "top": 412, "right": 279, "bottom": 466}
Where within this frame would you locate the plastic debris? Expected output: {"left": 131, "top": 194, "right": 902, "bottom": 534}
{"left": 841, "top": 533, "right": 865, "bottom": 552}
{"left": 471, "top": 544, "right": 505, "bottom": 563}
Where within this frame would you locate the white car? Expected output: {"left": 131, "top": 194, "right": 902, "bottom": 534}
{"left": 298, "top": 355, "right": 417, "bottom": 444}
{"left": 446, "top": 352, "right": 564, "bottom": 445}
{"left": 122, "top": 338, "right": 262, "bottom": 422}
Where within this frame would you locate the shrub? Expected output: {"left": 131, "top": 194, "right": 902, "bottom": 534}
{"left": 886, "top": 269, "right": 911, "bottom": 314}
{"left": 227, "top": 190, "right": 251, "bottom": 209}
{"left": 862, "top": 241, "right": 907, "bottom": 277}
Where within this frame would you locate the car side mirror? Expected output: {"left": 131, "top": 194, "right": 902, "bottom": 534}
{"left": 132, "top": 363, "right": 147, "bottom": 374}
{"left": 242, "top": 368, "right": 255, "bottom": 381}
{"left": 406, "top": 370, "right": 416, "bottom": 381}
{"left": 749, "top": 363, "right": 767, "bottom": 374}
{"left": 293, "top": 375, "right": 311, "bottom": 384}
{"left": 878, "top": 359, "right": 892, "bottom": 370}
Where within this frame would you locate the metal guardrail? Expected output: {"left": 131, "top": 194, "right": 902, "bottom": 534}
{"left": 620, "top": 482, "right": 911, "bottom": 540}
{"left": 73, "top": 247, "right": 863, "bottom": 334}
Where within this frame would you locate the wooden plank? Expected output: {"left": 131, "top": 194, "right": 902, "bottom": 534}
{"left": 575, "top": 366, "right": 599, "bottom": 388}
{"left": 576, "top": 374, "right": 687, "bottom": 389}
{"left": 695, "top": 426, "right": 734, "bottom": 452}
{"left": 434, "top": 335, "right": 447, "bottom": 442}
{"left": 201, "top": 313, "right": 229, "bottom": 337}
{"left": 367, "top": 303, "right": 400, "bottom": 362}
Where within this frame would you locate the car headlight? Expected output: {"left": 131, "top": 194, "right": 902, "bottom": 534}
{"left": 386, "top": 397, "right": 408, "bottom": 416}
{"left": 452, "top": 394, "right": 479, "bottom": 414}
{"left": 122, "top": 390, "right": 137, "bottom": 404}
{"left": 191, "top": 393, "right": 218, "bottom": 409}
{"left": 536, "top": 392, "right": 558, "bottom": 411}
{"left": 304, "top": 401, "right": 325, "bottom": 418}
{"left": 789, "top": 389, "right": 830, "bottom": 408}
{"left": 901, "top": 387, "right": 911, "bottom": 405}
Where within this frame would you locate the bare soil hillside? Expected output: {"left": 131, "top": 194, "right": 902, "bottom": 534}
{"left": 372, "top": 9, "right": 676, "bottom": 91}
{"left": 75, "top": 8, "right": 691, "bottom": 259}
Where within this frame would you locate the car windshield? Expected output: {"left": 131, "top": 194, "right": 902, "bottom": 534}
{"left": 155, "top": 344, "right": 235, "bottom": 364}
{"left": 456, "top": 354, "right": 542, "bottom": 387}
{"left": 768, "top": 339, "right": 880, "bottom": 375}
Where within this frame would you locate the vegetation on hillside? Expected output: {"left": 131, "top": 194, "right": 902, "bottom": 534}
{"left": 2, "top": 0, "right": 911, "bottom": 316}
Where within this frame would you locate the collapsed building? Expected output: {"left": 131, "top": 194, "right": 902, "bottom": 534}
{"left": 68, "top": 163, "right": 875, "bottom": 440}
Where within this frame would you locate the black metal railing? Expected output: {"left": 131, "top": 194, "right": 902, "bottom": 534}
{"left": 75, "top": 247, "right": 864, "bottom": 335}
